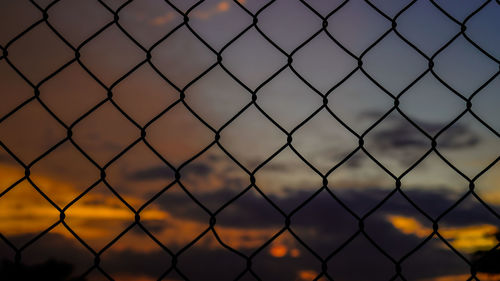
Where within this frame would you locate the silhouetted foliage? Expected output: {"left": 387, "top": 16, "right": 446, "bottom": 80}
{"left": 0, "top": 259, "right": 85, "bottom": 281}
{"left": 472, "top": 232, "right": 500, "bottom": 274}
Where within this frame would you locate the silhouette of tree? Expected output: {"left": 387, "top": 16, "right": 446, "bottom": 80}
{"left": 0, "top": 259, "right": 86, "bottom": 281}
{"left": 471, "top": 232, "right": 500, "bottom": 275}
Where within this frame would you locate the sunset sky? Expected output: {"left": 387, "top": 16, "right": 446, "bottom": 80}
{"left": 0, "top": 0, "right": 499, "bottom": 281}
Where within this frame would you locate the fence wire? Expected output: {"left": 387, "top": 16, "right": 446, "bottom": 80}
{"left": 0, "top": 0, "right": 499, "bottom": 280}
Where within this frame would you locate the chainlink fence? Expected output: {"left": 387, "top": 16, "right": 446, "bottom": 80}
{"left": 0, "top": 0, "right": 499, "bottom": 280}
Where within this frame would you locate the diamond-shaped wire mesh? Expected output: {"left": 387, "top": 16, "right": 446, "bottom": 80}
{"left": 0, "top": 0, "right": 499, "bottom": 280}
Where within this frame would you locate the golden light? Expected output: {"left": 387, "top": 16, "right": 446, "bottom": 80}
{"left": 440, "top": 224, "right": 498, "bottom": 252}
{"left": 217, "top": 1, "right": 230, "bottom": 12}
{"left": 387, "top": 215, "right": 432, "bottom": 238}
{"left": 290, "top": 248, "right": 301, "bottom": 258}
{"left": 298, "top": 270, "right": 318, "bottom": 281}
{"left": 387, "top": 215, "right": 498, "bottom": 253}
{"left": 269, "top": 244, "right": 288, "bottom": 258}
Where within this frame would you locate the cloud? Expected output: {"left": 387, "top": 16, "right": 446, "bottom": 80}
{"left": 359, "top": 110, "right": 481, "bottom": 148}
{"left": 354, "top": 112, "right": 484, "bottom": 168}
{"left": 182, "top": 162, "right": 213, "bottom": 177}
{"left": 380, "top": 188, "right": 498, "bottom": 227}
{"left": 126, "top": 162, "right": 212, "bottom": 181}
{"left": 149, "top": 1, "right": 234, "bottom": 27}
{"left": 368, "top": 116, "right": 481, "bottom": 151}
{"left": 191, "top": 1, "right": 231, "bottom": 20}
{"left": 127, "top": 166, "right": 174, "bottom": 181}
{"left": 0, "top": 153, "right": 12, "bottom": 163}
{"left": 150, "top": 185, "right": 499, "bottom": 261}
{"left": 435, "top": 124, "right": 481, "bottom": 149}
{"left": 14, "top": 229, "right": 487, "bottom": 281}
{"left": 149, "top": 11, "right": 177, "bottom": 26}
{"left": 0, "top": 179, "right": 165, "bottom": 249}
{"left": 2, "top": 165, "right": 497, "bottom": 281}
{"left": 388, "top": 215, "right": 498, "bottom": 253}
{"left": 3, "top": 191, "right": 494, "bottom": 281}
{"left": 155, "top": 187, "right": 499, "bottom": 230}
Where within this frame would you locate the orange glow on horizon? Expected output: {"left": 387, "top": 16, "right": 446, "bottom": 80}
{"left": 0, "top": 164, "right": 285, "bottom": 253}
{"left": 388, "top": 215, "right": 432, "bottom": 238}
{"left": 269, "top": 244, "right": 288, "bottom": 258}
{"left": 267, "top": 237, "right": 302, "bottom": 259}
{"left": 298, "top": 270, "right": 318, "bottom": 281}
{"left": 387, "top": 215, "right": 498, "bottom": 253}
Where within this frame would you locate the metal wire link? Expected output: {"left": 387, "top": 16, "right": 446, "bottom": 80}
{"left": 0, "top": 0, "right": 499, "bottom": 280}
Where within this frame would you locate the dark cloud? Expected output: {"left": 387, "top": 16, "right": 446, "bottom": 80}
{"left": 206, "top": 153, "right": 224, "bottom": 163}
{"left": 0, "top": 153, "right": 10, "bottom": 163}
{"left": 1, "top": 170, "right": 496, "bottom": 281}
{"left": 361, "top": 111, "right": 481, "bottom": 151}
{"left": 437, "top": 124, "right": 481, "bottom": 149}
{"left": 100, "top": 248, "right": 172, "bottom": 278}
{"left": 155, "top": 187, "right": 498, "bottom": 230}
{"left": 379, "top": 189, "right": 498, "bottom": 227}
{"left": 127, "top": 165, "right": 174, "bottom": 181}
{"left": 2, "top": 220, "right": 471, "bottom": 281}
{"left": 6, "top": 182, "right": 495, "bottom": 280}
{"left": 340, "top": 151, "right": 365, "bottom": 168}
{"left": 185, "top": 162, "right": 213, "bottom": 177}
{"left": 127, "top": 162, "right": 212, "bottom": 181}
{"left": 150, "top": 183, "right": 499, "bottom": 273}
{"left": 246, "top": 160, "right": 293, "bottom": 172}
{"left": 259, "top": 162, "right": 292, "bottom": 172}
{"left": 0, "top": 151, "right": 18, "bottom": 164}
{"left": 371, "top": 120, "right": 480, "bottom": 150}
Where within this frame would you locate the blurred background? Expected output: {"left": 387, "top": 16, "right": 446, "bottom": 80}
{"left": 0, "top": 0, "right": 499, "bottom": 280}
